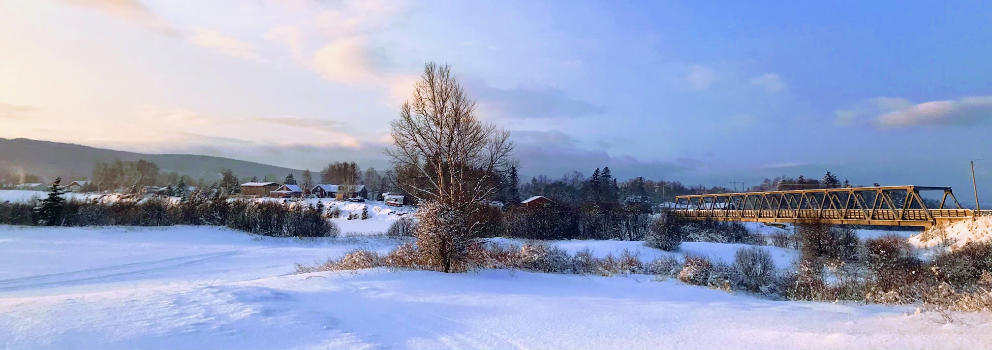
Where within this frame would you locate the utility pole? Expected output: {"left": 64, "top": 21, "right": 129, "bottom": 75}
{"left": 972, "top": 160, "right": 981, "bottom": 216}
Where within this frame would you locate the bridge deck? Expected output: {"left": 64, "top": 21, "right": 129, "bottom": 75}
{"left": 672, "top": 185, "right": 982, "bottom": 228}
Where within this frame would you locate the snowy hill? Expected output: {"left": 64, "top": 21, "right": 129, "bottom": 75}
{"left": 0, "top": 138, "right": 305, "bottom": 182}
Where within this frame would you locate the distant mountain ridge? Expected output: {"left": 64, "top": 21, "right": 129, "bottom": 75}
{"left": 0, "top": 138, "right": 304, "bottom": 182}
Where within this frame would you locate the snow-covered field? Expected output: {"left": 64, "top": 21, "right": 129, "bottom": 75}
{"left": 3, "top": 225, "right": 992, "bottom": 348}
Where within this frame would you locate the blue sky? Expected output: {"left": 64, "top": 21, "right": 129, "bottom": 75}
{"left": 1, "top": 0, "right": 991, "bottom": 203}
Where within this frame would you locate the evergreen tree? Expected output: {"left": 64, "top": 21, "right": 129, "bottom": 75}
{"left": 506, "top": 166, "right": 521, "bottom": 205}
{"left": 587, "top": 168, "right": 602, "bottom": 203}
{"left": 601, "top": 167, "right": 617, "bottom": 204}
{"left": 284, "top": 173, "right": 297, "bottom": 185}
{"left": 361, "top": 205, "right": 369, "bottom": 220}
{"left": 34, "top": 177, "right": 66, "bottom": 226}
{"left": 822, "top": 171, "right": 840, "bottom": 188}
{"left": 175, "top": 177, "right": 187, "bottom": 199}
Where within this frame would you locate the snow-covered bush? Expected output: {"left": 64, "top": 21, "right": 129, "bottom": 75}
{"left": 784, "top": 259, "right": 826, "bottom": 301}
{"left": 414, "top": 201, "right": 472, "bottom": 272}
{"left": 682, "top": 220, "right": 757, "bottom": 244}
{"left": 644, "top": 256, "right": 682, "bottom": 277}
{"left": 336, "top": 250, "right": 380, "bottom": 270}
{"left": 387, "top": 217, "right": 416, "bottom": 237}
{"left": 734, "top": 247, "right": 776, "bottom": 293}
{"left": 518, "top": 243, "right": 573, "bottom": 274}
{"left": 678, "top": 256, "right": 713, "bottom": 286}
{"left": 865, "top": 235, "right": 923, "bottom": 294}
{"left": 796, "top": 221, "right": 858, "bottom": 262}
{"left": 645, "top": 212, "right": 687, "bottom": 251}
{"left": 932, "top": 241, "right": 992, "bottom": 289}
{"left": 570, "top": 248, "right": 597, "bottom": 274}
{"left": 382, "top": 243, "right": 420, "bottom": 269}
{"left": 0, "top": 201, "right": 34, "bottom": 225}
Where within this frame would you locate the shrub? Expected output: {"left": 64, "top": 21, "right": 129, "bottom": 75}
{"left": 645, "top": 256, "right": 682, "bottom": 277}
{"left": 933, "top": 242, "right": 992, "bottom": 289}
{"left": 735, "top": 247, "right": 776, "bottom": 293}
{"left": 645, "top": 212, "right": 687, "bottom": 251}
{"left": 769, "top": 231, "right": 797, "bottom": 249}
{"left": 518, "top": 243, "right": 573, "bottom": 274}
{"left": 387, "top": 217, "right": 417, "bottom": 237}
{"left": 796, "top": 222, "right": 858, "bottom": 262}
{"left": 865, "top": 235, "right": 924, "bottom": 293}
{"left": 0, "top": 201, "right": 34, "bottom": 225}
{"left": 414, "top": 201, "right": 472, "bottom": 272}
{"left": 784, "top": 259, "right": 826, "bottom": 301}
{"left": 570, "top": 248, "right": 597, "bottom": 274}
{"left": 678, "top": 256, "right": 713, "bottom": 286}
{"left": 382, "top": 242, "right": 420, "bottom": 269}
{"left": 336, "top": 250, "right": 380, "bottom": 270}
{"left": 682, "top": 220, "right": 758, "bottom": 244}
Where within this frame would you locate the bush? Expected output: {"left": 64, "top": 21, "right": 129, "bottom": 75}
{"left": 518, "top": 243, "right": 573, "bottom": 274}
{"left": 381, "top": 242, "right": 420, "bottom": 269}
{"left": 336, "top": 250, "right": 380, "bottom": 270}
{"left": 865, "top": 235, "right": 925, "bottom": 294}
{"left": 683, "top": 220, "right": 758, "bottom": 244}
{"left": 784, "top": 259, "right": 826, "bottom": 301}
{"left": 678, "top": 256, "right": 713, "bottom": 286}
{"left": 387, "top": 217, "right": 417, "bottom": 237}
{"left": 734, "top": 247, "right": 776, "bottom": 293}
{"left": 414, "top": 201, "right": 472, "bottom": 273}
{"left": 0, "top": 201, "right": 37, "bottom": 225}
{"left": 645, "top": 256, "right": 682, "bottom": 277}
{"left": 933, "top": 242, "right": 992, "bottom": 288}
{"left": 645, "top": 212, "right": 687, "bottom": 251}
{"left": 796, "top": 222, "right": 858, "bottom": 262}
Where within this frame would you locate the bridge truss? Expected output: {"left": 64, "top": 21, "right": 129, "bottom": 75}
{"left": 672, "top": 186, "right": 978, "bottom": 227}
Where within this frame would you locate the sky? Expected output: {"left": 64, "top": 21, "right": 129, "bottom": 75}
{"left": 2, "top": 0, "right": 992, "bottom": 203}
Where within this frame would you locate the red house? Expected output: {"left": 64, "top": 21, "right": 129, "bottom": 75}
{"left": 521, "top": 195, "right": 554, "bottom": 208}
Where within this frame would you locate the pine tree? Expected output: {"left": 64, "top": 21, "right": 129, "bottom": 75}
{"left": 34, "top": 177, "right": 66, "bottom": 226}
{"left": 601, "top": 167, "right": 617, "bottom": 204}
{"left": 284, "top": 173, "right": 297, "bottom": 185}
{"left": 822, "top": 171, "right": 840, "bottom": 188}
{"left": 175, "top": 177, "right": 187, "bottom": 199}
{"left": 507, "top": 166, "right": 521, "bottom": 205}
{"left": 588, "top": 168, "right": 602, "bottom": 203}
{"left": 361, "top": 205, "right": 369, "bottom": 220}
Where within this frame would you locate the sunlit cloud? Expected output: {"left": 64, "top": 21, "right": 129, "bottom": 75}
{"left": 60, "top": 0, "right": 178, "bottom": 35}
{"left": 835, "top": 96, "right": 992, "bottom": 128}
{"left": 189, "top": 29, "right": 258, "bottom": 60}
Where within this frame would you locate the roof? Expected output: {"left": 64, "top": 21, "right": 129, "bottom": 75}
{"left": 276, "top": 184, "right": 302, "bottom": 192}
{"left": 241, "top": 182, "right": 279, "bottom": 187}
{"left": 313, "top": 184, "right": 366, "bottom": 192}
{"left": 313, "top": 184, "right": 339, "bottom": 192}
{"left": 68, "top": 181, "right": 90, "bottom": 186}
{"left": 522, "top": 196, "right": 553, "bottom": 204}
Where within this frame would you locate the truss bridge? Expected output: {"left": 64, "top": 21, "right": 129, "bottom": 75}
{"left": 672, "top": 185, "right": 985, "bottom": 228}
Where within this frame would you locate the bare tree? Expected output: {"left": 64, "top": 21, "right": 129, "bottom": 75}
{"left": 387, "top": 62, "right": 513, "bottom": 272}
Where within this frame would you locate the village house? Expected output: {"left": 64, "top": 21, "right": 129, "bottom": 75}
{"left": 270, "top": 184, "right": 303, "bottom": 198}
{"left": 65, "top": 180, "right": 90, "bottom": 192}
{"left": 240, "top": 182, "right": 279, "bottom": 197}
{"left": 521, "top": 195, "right": 554, "bottom": 208}
{"left": 310, "top": 184, "right": 367, "bottom": 200}
{"left": 383, "top": 193, "right": 405, "bottom": 206}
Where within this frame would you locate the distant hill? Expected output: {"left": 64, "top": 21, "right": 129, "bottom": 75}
{"left": 0, "top": 138, "right": 304, "bottom": 183}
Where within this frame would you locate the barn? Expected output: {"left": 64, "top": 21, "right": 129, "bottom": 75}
{"left": 521, "top": 195, "right": 554, "bottom": 208}
{"left": 240, "top": 182, "right": 279, "bottom": 197}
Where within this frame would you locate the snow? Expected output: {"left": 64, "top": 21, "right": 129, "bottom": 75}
{"left": 2, "top": 225, "right": 991, "bottom": 348}
{"left": 910, "top": 216, "right": 992, "bottom": 252}
{"left": 0, "top": 190, "right": 111, "bottom": 204}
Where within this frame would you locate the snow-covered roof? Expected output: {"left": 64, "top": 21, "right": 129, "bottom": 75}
{"left": 313, "top": 184, "right": 365, "bottom": 192}
{"left": 277, "top": 184, "right": 302, "bottom": 192}
{"left": 521, "top": 196, "right": 552, "bottom": 204}
{"left": 313, "top": 184, "right": 339, "bottom": 192}
{"left": 68, "top": 181, "right": 90, "bottom": 186}
{"left": 241, "top": 182, "right": 279, "bottom": 187}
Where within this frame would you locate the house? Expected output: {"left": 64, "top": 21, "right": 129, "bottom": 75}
{"left": 240, "top": 182, "right": 280, "bottom": 197}
{"left": 310, "top": 184, "right": 339, "bottom": 198}
{"left": 521, "top": 195, "right": 554, "bottom": 208}
{"left": 311, "top": 184, "right": 368, "bottom": 199}
{"left": 65, "top": 180, "right": 90, "bottom": 192}
{"left": 383, "top": 193, "right": 405, "bottom": 206}
{"left": 270, "top": 184, "right": 303, "bottom": 198}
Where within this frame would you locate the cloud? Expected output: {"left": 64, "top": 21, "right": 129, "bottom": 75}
{"left": 311, "top": 37, "right": 376, "bottom": 83}
{"left": 60, "top": 0, "right": 178, "bottom": 35}
{"left": 253, "top": 116, "right": 345, "bottom": 133}
{"left": 189, "top": 29, "right": 258, "bottom": 60}
{"left": 0, "top": 103, "right": 37, "bottom": 119}
{"left": 511, "top": 130, "right": 696, "bottom": 179}
{"left": 749, "top": 73, "right": 785, "bottom": 93}
{"left": 835, "top": 96, "right": 992, "bottom": 127}
{"left": 467, "top": 81, "right": 605, "bottom": 119}
{"left": 684, "top": 64, "right": 717, "bottom": 90}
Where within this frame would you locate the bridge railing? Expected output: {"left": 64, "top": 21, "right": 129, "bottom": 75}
{"left": 672, "top": 185, "right": 972, "bottom": 226}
